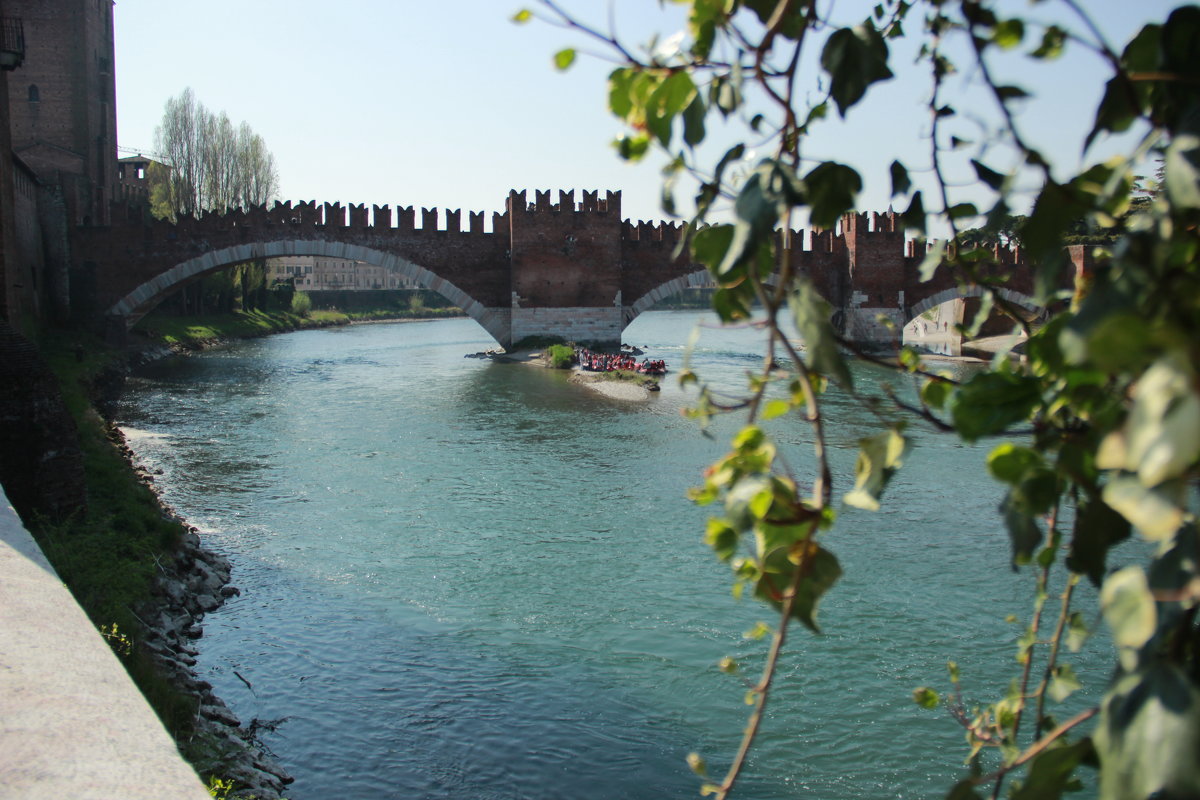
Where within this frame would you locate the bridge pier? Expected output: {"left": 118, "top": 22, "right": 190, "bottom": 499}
{"left": 509, "top": 306, "right": 623, "bottom": 348}
{"left": 842, "top": 305, "right": 903, "bottom": 351}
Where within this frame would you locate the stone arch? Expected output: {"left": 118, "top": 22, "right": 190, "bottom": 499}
{"left": 623, "top": 269, "right": 717, "bottom": 326}
{"left": 106, "top": 239, "right": 510, "bottom": 345}
{"left": 906, "top": 285, "right": 1041, "bottom": 324}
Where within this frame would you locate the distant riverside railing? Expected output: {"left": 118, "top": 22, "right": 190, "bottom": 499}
{"left": 0, "top": 17, "right": 25, "bottom": 69}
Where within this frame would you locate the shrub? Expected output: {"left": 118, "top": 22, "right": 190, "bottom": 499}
{"left": 546, "top": 344, "right": 575, "bottom": 369}
{"left": 290, "top": 290, "right": 312, "bottom": 317}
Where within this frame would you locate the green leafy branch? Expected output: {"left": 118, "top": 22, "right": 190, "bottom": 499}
{"left": 523, "top": 1, "right": 1200, "bottom": 797}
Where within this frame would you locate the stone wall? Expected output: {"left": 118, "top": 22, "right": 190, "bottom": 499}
{"left": 511, "top": 306, "right": 623, "bottom": 346}
{"left": 5, "top": 0, "right": 117, "bottom": 226}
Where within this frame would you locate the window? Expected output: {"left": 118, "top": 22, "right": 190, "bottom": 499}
{"left": 27, "top": 84, "right": 38, "bottom": 102}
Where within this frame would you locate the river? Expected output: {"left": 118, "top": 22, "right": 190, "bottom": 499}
{"left": 115, "top": 310, "right": 1107, "bottom": 799}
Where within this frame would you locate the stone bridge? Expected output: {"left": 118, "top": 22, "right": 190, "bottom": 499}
{"left": 71, "top": 189, "right": 1062, "bottom": 349}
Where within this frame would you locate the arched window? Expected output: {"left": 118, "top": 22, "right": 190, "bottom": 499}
{"left": 27, "top": 84, "right": 39, "bottom": 102}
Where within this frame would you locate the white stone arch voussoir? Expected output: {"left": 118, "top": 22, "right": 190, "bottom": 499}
{"left": 905, "top": 285, "right": 1040, "bottom": 324}
{"left": 623, "top": 269, "right": 715, "bottom": 325}
{"left": 106, "top": 239, "right": 509, "bottom": 346}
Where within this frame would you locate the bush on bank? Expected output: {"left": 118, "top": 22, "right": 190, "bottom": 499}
{"left": 546, "top": 344, "right": 575, "bottom": 368}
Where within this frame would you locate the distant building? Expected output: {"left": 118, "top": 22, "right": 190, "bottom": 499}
{"left": 117, "top": 154, "right": 164, "bottom": 203}
{"left": 267, "top": 256, "right": 419, "bottom": 291}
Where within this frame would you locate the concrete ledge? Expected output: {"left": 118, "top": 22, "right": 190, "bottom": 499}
{"left": 0, "top": 490, "right": 210, "bottom": 800}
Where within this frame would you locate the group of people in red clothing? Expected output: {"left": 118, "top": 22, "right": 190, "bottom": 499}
{"left": 575, "top": 347, "right": 668, "bottom": 375}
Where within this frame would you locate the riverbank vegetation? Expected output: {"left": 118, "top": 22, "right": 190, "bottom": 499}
{"left": 545, "top": 344, "right": 575, "bottom": 368}
{"left": 527, "top": 2, "right": 1200, "bottom": 798}
{"left": 31, "top": 329, "right": 199, "bottom": 736}
{"left": 133, "top": 302, "right": 462, "bottom": 351}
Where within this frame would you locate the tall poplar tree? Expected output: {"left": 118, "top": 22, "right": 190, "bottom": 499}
{"left": 149, "top": 88, "right": 281, "bottom": 312}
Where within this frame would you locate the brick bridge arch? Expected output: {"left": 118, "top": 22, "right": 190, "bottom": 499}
{"left": 624, "top": 268, "right": 715, "bottom": 325}
{"left": 107, "top": 240, "right": 508, "bottom": 345}
{"left": 906, "top": 285, "right": 1042, "bottom": 324}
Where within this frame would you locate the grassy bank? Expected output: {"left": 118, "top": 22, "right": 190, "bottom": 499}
{"left": 33, "top": 328, "right": 200, "bottom": 736}
{"left": 134, "top": 306, "right": 461, "bottom": 349}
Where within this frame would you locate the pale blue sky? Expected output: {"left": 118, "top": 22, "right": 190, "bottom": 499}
{"left": 113, "top": 1, "right": 1182, "bottom": 229}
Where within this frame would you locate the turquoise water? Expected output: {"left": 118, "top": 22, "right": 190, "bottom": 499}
{"left": 116, "top": 311, "right": 1107, "bottom": 799}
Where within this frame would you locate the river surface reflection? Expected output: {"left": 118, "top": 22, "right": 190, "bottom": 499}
{"left": 117, "top": 311, "right": 1107, "bottom": 799}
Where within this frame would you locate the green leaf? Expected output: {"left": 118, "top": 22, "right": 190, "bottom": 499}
{"left": 1030, "top": 25, "right": 1066, "bottom": 59}
{"left": 912, "top": 686, "right": 940, "bottom": 709}
{"left": 804, "top": 161, "right": 862, "bottom": 229}
{"left": 705, "top": 518, "right": 739, "bottom": 561}
{"left": 844, "top": 428, "right": 909, "bottom": 511}
{"left": 1047, "top": 663, "right": 1083, "bottom": 703}
{"left": 762, "top": 399, "right": 792, "bottom": 420}
{"left": 1066, "top": 611, "right": 1090, "bottom": 652}
{"left": 608, "top": 67, "right": 635, "bottom": 120}
{"left": 1002, "top": 494, "right": 1043, "bottom": 567}
{"left": 787, "top": 545, "right": 842, "bottom": 633}
{"left": 1099, "top": 349, "right": 1200, "bottom": 487}
{"left": 715, "top": 164, "right": 784, "bottom": 278}
{"left": 1075, "top": 311, "right": 1154, "bottom": 374}
{"left": 692, "top": 224, "right": 734, "bottom": 276}
{"left": 987, "top": 443, "right": 1042, "bottom": 484}
{"left": 725, "top": 476, "right": 773, "bottom": 533}
{"left": 1164, "top": 132, "right": 1200, "bottom": 210}
{"left": 1101, "top": 477, "right": 1185, "bottom": 542}
{"left": 995, "top": 85, "right": 1029, "bottom": 101}
{"left": 1067, "top": 496, "right": 1132, "bottom": 587}
{"left": 614, "top": 133, "right": 651, "bottom": 161}
{"left": 902, "top": 191, "right": 927, "bottom": 235}
{"left": 712, "top": 74, "right": 741, "bottom": 117}
{"left": 682, "top": 93, "right": 707, "bottom": 148}
{"left": 646, "top": 71, "right": 698, "bottom": 147}
{"left": 1099, "top": 566, "right": 1156, "bottom": 668}
{"left": 1094, "top": 665, "right": 1200, "bottom": 800}
{"left": 889, "top": 160, "right": 911, "bottom": 196}
{"left": 790, "top": 279, "right": 854, "bottom": 390}
{"left": 742, "top": 0, "right": 808, "bottom": 39}
{"left": 971, "top": 159, "right": 1006, "bottom": 191}
{"left": 947, "top": 371, "right": 1042, "bottom": 442}
{"left": 820, "top": 24, "right": 895, "bottom": 117}
{"left": 992, "top": 18, "right": 1025, "bottom": 49}
{"left": 511, "top": 8, "right": 533, "bottom": 23}
{"left": 553, "top": 48, "right": 576, "bottom": 71}
{"left": 945, "top": 779, "right": 984, "bottom": 800}
{"left": 920, "top": 377, "right": 953, "bottom": 412}
{"left": 1011, "top": 739, "right": 1093, "bottom": 800}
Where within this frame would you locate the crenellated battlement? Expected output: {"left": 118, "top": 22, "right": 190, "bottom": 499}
{"left": 507, "top": 189, "right": 621, "bottom": 216}
{"left": 136, "top": 198, "right": 510, "bottom": 236}
{"left": 621, "top": 219, "right": 685, "bottom": 245}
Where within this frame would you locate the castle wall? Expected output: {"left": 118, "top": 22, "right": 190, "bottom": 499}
{"left": 508, "top": 189, "right": 623, "bottom": 309}
{"left": 6, "top": 0, "right": 116, "bottom": 226}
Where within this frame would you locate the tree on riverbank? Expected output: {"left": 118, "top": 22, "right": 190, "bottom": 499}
{"left": 150, "top": 88, "right": 280, "bottom": 315}
{"left": 523, "top": 2, "right": 1200, "bottom": 798}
